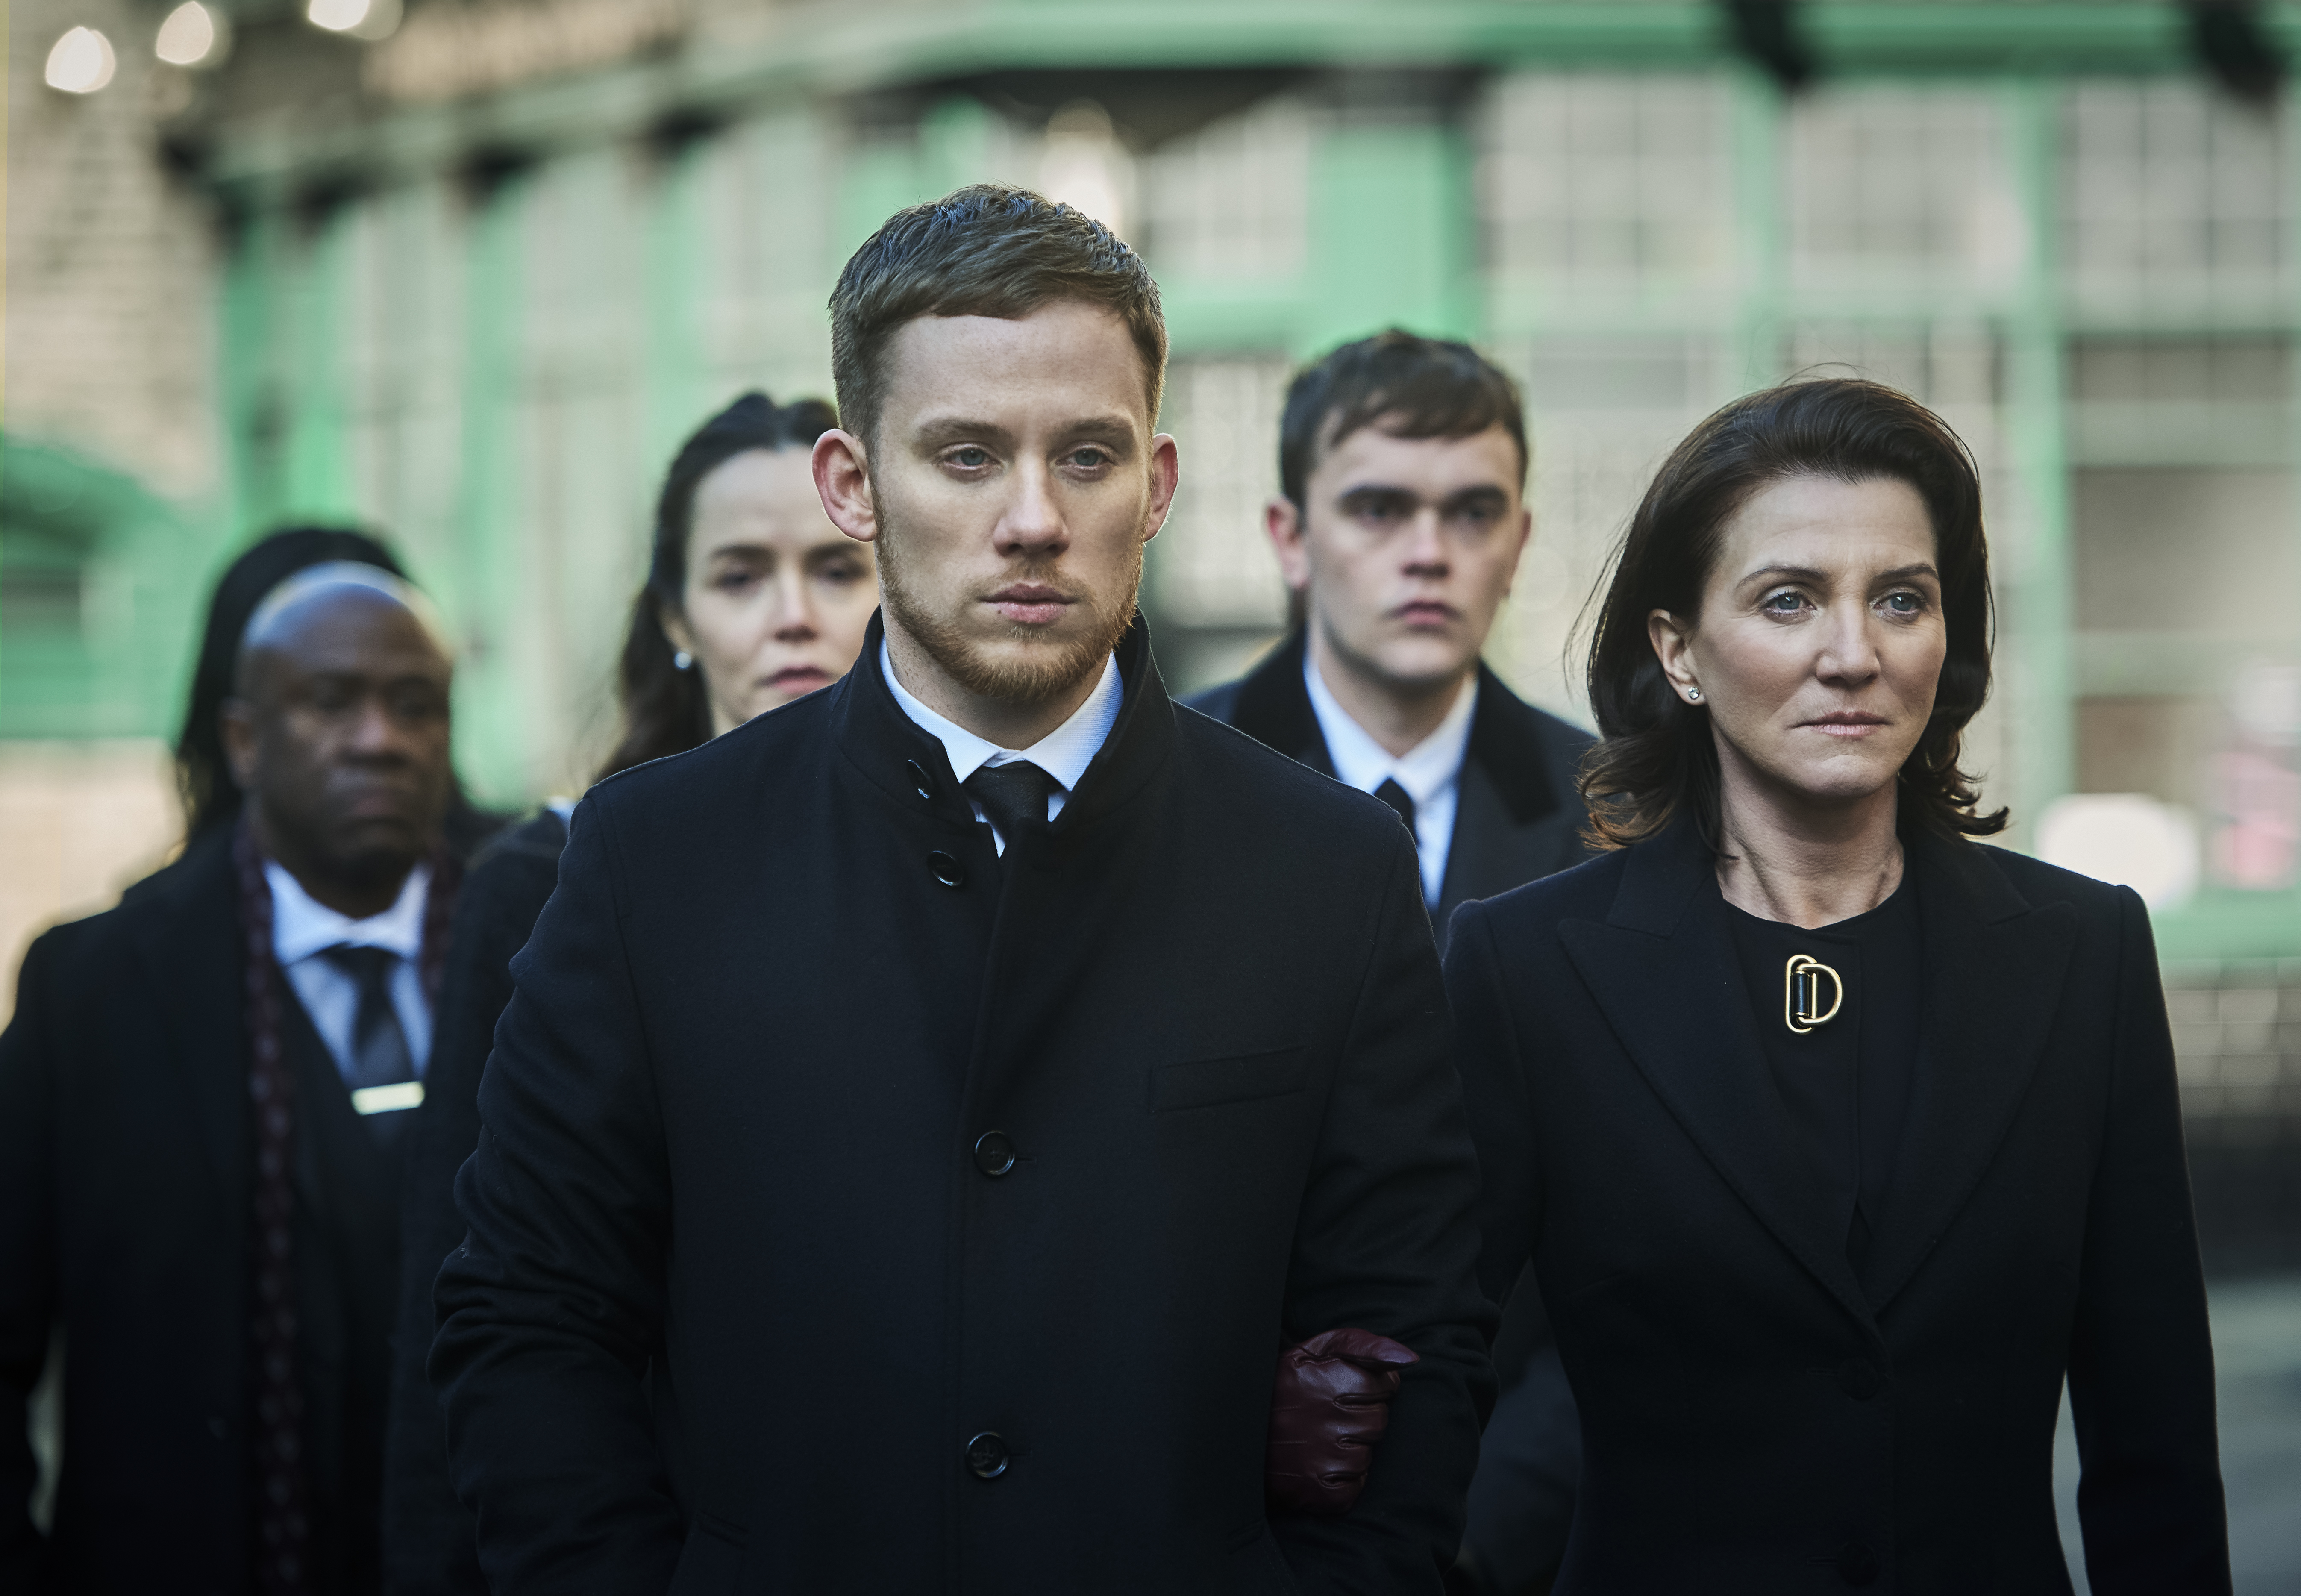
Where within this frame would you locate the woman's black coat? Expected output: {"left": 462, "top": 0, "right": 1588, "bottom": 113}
{"left": 382, "top": 809, "right": 568, "bottom": 1594}
{"left": 428, "top": 616, "right": 1495, "bottom": 1594}
{"left": 1446, "top": 818, "right": 2228, "bottom": 1595}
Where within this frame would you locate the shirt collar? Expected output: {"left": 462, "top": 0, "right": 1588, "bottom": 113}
{"left": 1303, "top": 650, "right": 1479, "bottom": 809}
{"left": 881, "top": 638, "right": 1123, "bottom": 795}
{"left": 266, "top": 859, "right": 431, "bottom": 967}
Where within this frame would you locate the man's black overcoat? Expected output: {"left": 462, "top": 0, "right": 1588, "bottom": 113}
{"left": 1448, "top": 818, "right": 2230, "bottom": 1594}
{"left": 1186, "top": 630, "right": 1593, "bottom": 954}
{"left": 0, "top": 827, "right": 462, "bottom": 1596}
{"left": 429, "top": 615, "right": 1496, "bottom": 1595}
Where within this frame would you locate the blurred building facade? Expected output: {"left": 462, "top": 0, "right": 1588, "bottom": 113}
{"left": 6, "top": 0, "right": 2301, "bottom": 1253}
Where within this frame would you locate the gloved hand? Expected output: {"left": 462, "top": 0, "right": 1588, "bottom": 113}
{"left": 1265, "top": 1327, "right": 1421, "bottom": 1516}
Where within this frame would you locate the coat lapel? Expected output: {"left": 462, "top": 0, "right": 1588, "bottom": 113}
{"left": 1560, "top": 820, "right": 1876, "bottom": 1331}
{"left": 1861, "top": 835, "right": 2077, "bottom": 1309}
{"left": 126, "top": 832, "right": 250, "bottom": 1207}
{"left": 1434, "top": 668, "right": 1576, "bottom": 927}
{"left": 1433, "top": 758, "right": 1518, "bottom": 937}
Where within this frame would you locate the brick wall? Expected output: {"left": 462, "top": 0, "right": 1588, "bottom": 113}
{"left": 6, "top": 0, "right": 219, "bottom": 497}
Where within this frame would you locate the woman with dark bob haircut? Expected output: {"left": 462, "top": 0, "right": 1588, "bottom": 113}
{"left": 1446, "top": 379, "right": 2228, "bottom": 1591}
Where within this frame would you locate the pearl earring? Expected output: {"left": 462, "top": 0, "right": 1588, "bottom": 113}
{"left": 1687, "top": 688, "right": 1702, "bottom": 702}
{"left": 674, "top": 650, "right": 694, "bottom": 671}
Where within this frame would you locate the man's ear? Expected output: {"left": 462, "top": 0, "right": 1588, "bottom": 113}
{"left": 813, "top": 429, "right": 879, "bottom": 544}
{"left": 1143, "top": 433, "right": 1180, "bottom": 543}
{"left": 1499, "top": 506, "right": 1534, "bottom": 598}
{"left": 1266, "top": 497, "right": 1311, "bottom": 595}
{"left": 220, "top": 698, "right": 261, "bottom": 794}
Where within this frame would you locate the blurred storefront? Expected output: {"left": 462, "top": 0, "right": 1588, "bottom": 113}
{"left": 7, "top": 0, "right": 2301, "bottom": 1256}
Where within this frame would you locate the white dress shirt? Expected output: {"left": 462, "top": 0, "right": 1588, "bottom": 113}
{"left": 267, "top": 860, "right": 434, "bottom": 1084}
{"left": 1304, "top": 653, "right": 1479, "bottom": 906}
{"left": 881, "top": 639, "right": 1124, "bottom": 854}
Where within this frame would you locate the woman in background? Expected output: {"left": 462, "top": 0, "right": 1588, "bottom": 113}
{"left": 1450, "top": 379, "right": 2226, "bottom": 1592}
{"left": 382, "top": 392, "right": 873, "bottom": 1592}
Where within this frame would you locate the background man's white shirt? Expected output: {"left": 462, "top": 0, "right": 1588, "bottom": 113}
{"left": 1304, "top": 654, "right": 1478, "bottom": 906}
{"left": 266, "top": 859, "right": 434, "bottom": 1082}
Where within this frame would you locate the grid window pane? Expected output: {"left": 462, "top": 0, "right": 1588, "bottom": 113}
{"left": 2062, "top": 80, "right": 2292, "bottom": 316}
{"left": 1787, "top": 87, "right": 2019, "bottom": 296}
{"left": 1480, "top": 73, "right": 1733, "bottom": 297}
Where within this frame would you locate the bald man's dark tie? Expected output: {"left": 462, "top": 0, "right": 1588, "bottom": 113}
{"left": 964, "top": 761, "right": 1057, "bottom": 859}
{"left": 1374, "top": 778, "right": 1417, "bottom": 844}
{"left": 320, "top": 944, "right": 415, "bottom": 1096}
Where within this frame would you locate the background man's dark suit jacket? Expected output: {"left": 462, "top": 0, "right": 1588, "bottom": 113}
{"left": 0, "top": 826, "right": 473, "bottom": 1596}
{"left": 1449, "top": 820, "right": 2230, "bottom": 1594}
{"left": 1185, "top": 631, "right": 1593, "bottom": 955}
{"left": 429, "top": 615, "right": 1495, "bottom": 1595}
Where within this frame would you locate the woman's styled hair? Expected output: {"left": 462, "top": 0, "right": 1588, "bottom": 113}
{"left": 597, "top": 390, "right": 840, "bottom": 781}
{"left": 177, "top": 526, "right": 408, "bottom": 842}
{"left": 1579, "top": 376, "right": 2007, "bottom": 850}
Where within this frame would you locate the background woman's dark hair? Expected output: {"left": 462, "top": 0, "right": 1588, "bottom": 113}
{"left": 598, "top": 390, "right": 841, "bottom": 780}
{"left": 1580, "top": 376, "right": 2007, "bottom": 849}
{"left": 177, "top": 526, "right": 408, "bottom": 842}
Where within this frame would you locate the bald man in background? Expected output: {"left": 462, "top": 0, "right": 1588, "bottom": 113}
{"left": 0, "top": 561, "right": 470, "bottom": 1596}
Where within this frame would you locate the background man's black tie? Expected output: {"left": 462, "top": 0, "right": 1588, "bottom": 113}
{"left": 1374, "top": 777, "right": 1418, "bottom": 844}
{"left": 964, "top": 761, "right": 1058, "bottom": 856}
{"left": 319, "top": 944, "right": 416, "bottom": 1094}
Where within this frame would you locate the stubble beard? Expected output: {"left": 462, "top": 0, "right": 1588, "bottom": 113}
{"left": 874, "top": 491, "right": 1143, "bottom": 708}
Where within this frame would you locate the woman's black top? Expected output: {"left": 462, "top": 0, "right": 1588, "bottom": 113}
{"left": 1722, "top": 877, "right": 1921, "bottom": 1278}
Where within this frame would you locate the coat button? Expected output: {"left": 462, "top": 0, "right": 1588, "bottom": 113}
{"left": 928, "top": 850, "right": 965, "bottom": 888}
{"left": 1836, "top": 1359, "right": 1882, "bottom": 1401}
{"left": 964, "top": 1431, "right": 1008, "bottom": 1479}
{"left": 1836, "top": 1541, "right": 1880, "bottom": 1585}
{"left": 973, "top": 1130, "right": 1016, "bottom": 1176}
{"left": 906, "top": 759, "right": 935, "bottom": 800}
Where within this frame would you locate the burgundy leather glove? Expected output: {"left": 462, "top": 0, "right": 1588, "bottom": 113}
{"left": 1265, "top": 1327, "right": 1421, "bottom": 1516}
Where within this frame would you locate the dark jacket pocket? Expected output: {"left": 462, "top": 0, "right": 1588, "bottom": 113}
{"left": 667, "top": 1512, "right": 746, "bottom": 1596}
{"left": 1151, "top": 1046, "right": 1309, "bottom": 1112}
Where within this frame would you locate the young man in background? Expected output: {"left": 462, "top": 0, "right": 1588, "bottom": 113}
{"left": 1190, "top": 330, "right": 1593, "bottom": 1596}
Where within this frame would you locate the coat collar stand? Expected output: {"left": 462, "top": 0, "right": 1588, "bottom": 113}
{"left": 833, "top": 607, "right": 1178, "bottom": 855}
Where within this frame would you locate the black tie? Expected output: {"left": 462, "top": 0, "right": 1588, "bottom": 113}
{"left": 964, "top": 761, "right": 1058, "bottom": 854}
{"left": 319, "top": 944, "right": 416, "bottom": 1092}
{"left": 1373, "top": 778, "right": 1417, "bottom": 844}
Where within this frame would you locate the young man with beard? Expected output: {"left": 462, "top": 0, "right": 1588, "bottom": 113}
{"left": 1188, "top": 333, "right": 1595, "bottom": 1596}
{"left": 1, "top": 561, "right": 463, "bottom": 1595}
{"left": 428, "top": 186, "right": 1494, "bottom": 1592}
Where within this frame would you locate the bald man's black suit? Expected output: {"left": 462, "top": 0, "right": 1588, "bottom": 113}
{"left": 429, "top": 614, "right": 1494, "bottom": 1593}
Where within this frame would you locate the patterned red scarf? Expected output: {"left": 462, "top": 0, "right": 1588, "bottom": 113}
{"left": 230, "top": 817, "right": 457, "bottom": 1596}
